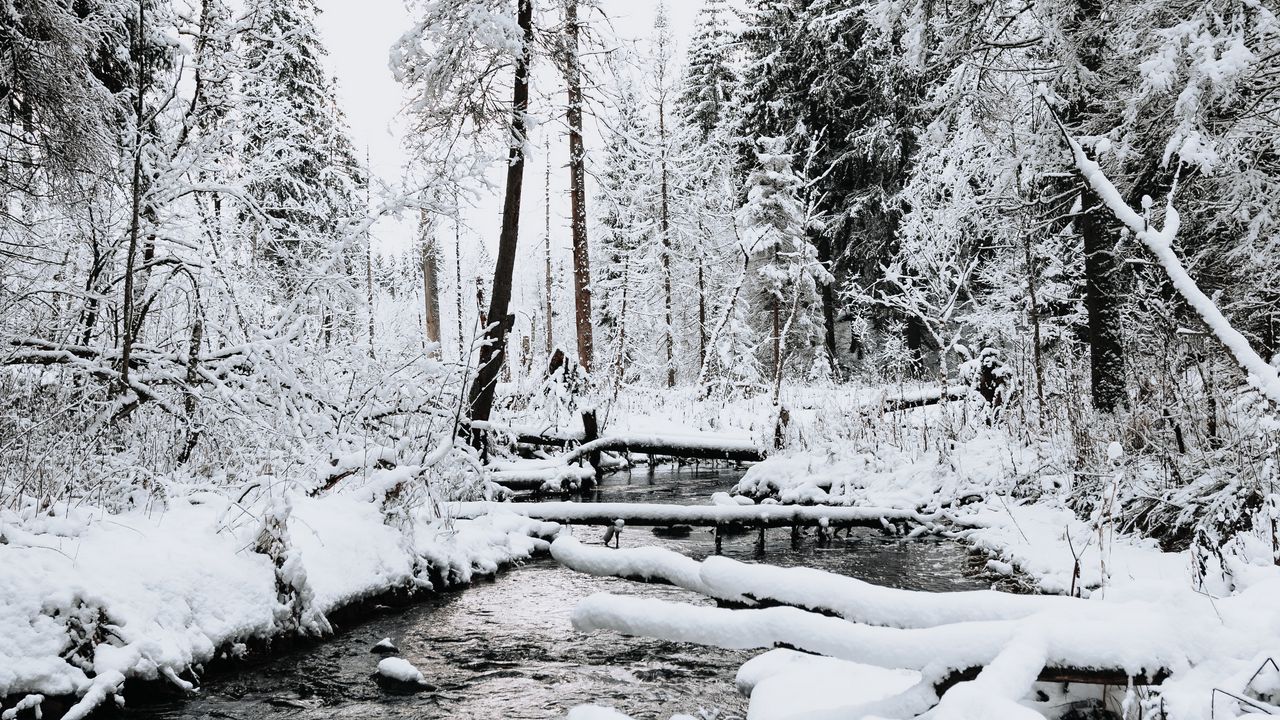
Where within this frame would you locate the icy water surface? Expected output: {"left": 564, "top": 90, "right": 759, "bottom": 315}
{"left": 118, "top": 466, "right": 989, "bottom": 720}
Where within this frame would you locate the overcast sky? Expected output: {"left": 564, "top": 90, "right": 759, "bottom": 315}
{"left": 314, "top": 0, "right": 703, "bottom": 257}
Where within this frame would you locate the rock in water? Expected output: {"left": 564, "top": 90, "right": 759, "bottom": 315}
{"left": 375, "top": 657, "right": 431, "bottom": 691}
{"left": 371, "top": 637, "right": 398, "bottom": 654}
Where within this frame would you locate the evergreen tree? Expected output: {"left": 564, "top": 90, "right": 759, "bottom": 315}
{"left": 739, "top": 137, "right": 831, "bottom": 397}
{"left": 239, "top": 0, "right": 364, "bottom": 295}
{"left": 594, "top": 81, "right": 657, "bottom": 387}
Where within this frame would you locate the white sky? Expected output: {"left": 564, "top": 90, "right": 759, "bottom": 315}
{"left": 314, "top": 0, "right": 702, "bottom": 257}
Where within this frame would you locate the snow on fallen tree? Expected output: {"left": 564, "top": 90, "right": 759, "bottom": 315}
{"left": 552, "top": 537, "right": 1084, "bottom": 628}
{"left": 448, "top": 500, "right": 936, "bottom": 528}
{"left": 1059, "top": 119, "right": 1280, "bottom": 407}
{"left": 570, "top": 593, "right": 1187, "bottom": 683}
{"left": 560, "top": 535, "right": 1280, "bottom": 719}
{"left": 550, "top": 536, "right": 750, "bottom": 602}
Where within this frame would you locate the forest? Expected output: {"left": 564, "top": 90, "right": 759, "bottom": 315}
{"left": 2, "top": 0, "right": 1279, "bottom": 718}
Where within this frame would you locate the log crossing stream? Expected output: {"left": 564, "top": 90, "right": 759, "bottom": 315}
{"left": 115, "top": 466, "right": 991, "bottom": 720}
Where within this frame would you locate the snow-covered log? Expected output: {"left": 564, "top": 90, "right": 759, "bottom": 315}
{"left": 487, "top": 465, "right": 598, "bottom": 491}
{"left": 571, "top": 593, "right": 1182, "bottom": 686}
{"left": 552, "top": 539, "right": 1086, "bottom": 628}
{"left": 555, "top": 431, "right": 766, "bottom": 464}
{"left": 550, "top": 536, "right": 749, "bottom": 602}
{"left": 449, "top": 501, "right": 934, "bottom": 528}
{"left": 876, "top": 385, "right": 971, "bottom": 413}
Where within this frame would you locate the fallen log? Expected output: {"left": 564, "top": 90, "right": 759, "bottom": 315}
{"left": 934, "top": 665, "right": 1169, "bottom": 695}
{"left": 877, "top": 385, "right": 971, "bottom": 413}
{"left": 487, "top": 465, "right": 597, "bottom": 491}
{"left": 571, "top": 593, "right": 1179, "bottom": 693}
{"left": 448, "top": 501, "right": 932, "bottom": 529}
{"left": 556, "top": 432, "right": 765, "bottom": 464}
{"left": 551, "top": 537, "right": 1089, "bottom": 629}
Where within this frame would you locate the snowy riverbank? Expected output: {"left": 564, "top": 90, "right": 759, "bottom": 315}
{"left": 559, "top": 432, "right": 1280, "bottom": 720}
{"left": 0, "top": 493, "right": 557, "bottom": 719}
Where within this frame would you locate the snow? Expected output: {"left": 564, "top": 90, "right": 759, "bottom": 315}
{"left": 1066, "top": 129, "right": 1280, "bottom": 407}
{"left": 0, "top": 495, "right": 556, "bottom": 715}
{"left": 571, "top": 592, "right": 1194, "bottom": 679}
{"left": 376, "top": 657, "right": 426, "bottom": 684}
{"left": 551, "top": 535, "right": 747, "bottom": 602}
{"left": 737, "top": 649, "right": 920, "bottom": 720}
{"left": 557, "top": 437, "right": 1280, "bottom": 720}
{"left": 371, "top": 637, "right": 399, "bottom": 654}
{"left": 732, "top": 427, "right": 1032, "bottom": 508}
{"left": 450, "top": 500, "right": 932, "bottom": 527}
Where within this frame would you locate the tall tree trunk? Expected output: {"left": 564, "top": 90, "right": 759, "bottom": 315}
{"left": 119, "top": 0, "right": 148, "bottom": 393}
{"left": 697, "top": 248, "right": 707, "bottom": 374}
{"left": 1021, "top": 222, "right": 1047, "bottom": 426}
{"left": 815, "top": 230, "right": 838, "bottom": 375}
{"left": 465, "top": 0, "right": 533, "bottom": 446}
{"left": 658, "top": 95, "right": 674, "bottom": 387}
{"left": 365, "top": 150, "right": 376, "bottom": 359}
{"left": 564, "top": 0, "right": 593, "bottom": 372}
{"left": 1079, "top": 188, "right": 1126, "bottom": 412}
{"left": 454, "top": 191, "right": 465, "bottom": 360}
{"left": 543, "top": 134, "right": 555, "bottom": 359}
{"left": 771, "top": 250, "right": 781, "bottom": 393}
{"left": 611, "top": 256, "right": 632, "bottom": 404}
{"left": 420, "top": 209, "right": 442, "bottom": 354}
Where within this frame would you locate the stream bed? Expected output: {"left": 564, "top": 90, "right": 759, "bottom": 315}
{"left": 118, "top": 465, "right": 990, "bottom": 720}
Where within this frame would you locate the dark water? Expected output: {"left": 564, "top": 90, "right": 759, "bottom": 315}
{"left": 121, "top": 466, "right": 989, "bottom": 720}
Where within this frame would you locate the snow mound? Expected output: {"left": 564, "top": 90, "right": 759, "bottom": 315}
{"left": 376, "top": 657, "right": 426, "bottom": 685}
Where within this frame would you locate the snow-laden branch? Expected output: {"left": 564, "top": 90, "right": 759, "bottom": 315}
{"left": 1061, "top": 125, "right": 1280, "bottom": 406}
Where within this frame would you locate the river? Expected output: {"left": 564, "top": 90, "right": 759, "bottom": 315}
{"left": 117, "top": 464, "right": 989, "bottom": 720}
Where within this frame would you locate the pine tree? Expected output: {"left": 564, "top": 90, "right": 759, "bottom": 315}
{"left": 595, "top": 81, "right": 657, "bottom": 389}
{"left": 677, "top": 0, "right": 738, "bottom": 142}
{"left": 239, "top": 0, "right": 364, "bottom": 295}
{"left": 739, "top": 137, "right": 831, "bottom": 398}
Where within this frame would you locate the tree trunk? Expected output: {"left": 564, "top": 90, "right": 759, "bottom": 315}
{"left": 454, "top": 191, "right": 465, "bottom": 360}
{"left": 1021, "top": 224, "right": 1047, "bottom": 426}
{"left": 466, "top": 0, "right": 534, "bottom": 444}
{"left": 543, "top": 135, "right": 555, "bottom": 359}
{"left": 659, "top": 97, "right": 674, "bottom": 387}
{"left": 611, "top": 255, "right": 632, "bottom": 404}
{"left": 815, "top": 231, "right": 838, "bottom": 375}
{"left": 119, "top": 0, "right": 148, "bottom": 393}
{"left": 565, "top": 0, "right": 593, "bottom": 372}
{"left": 420, "top": 209, "right": 442, "bottom": 354}
{"left": 1079, "top": 188, "right": 1126, "bottom": 412}
{"left": 365, "top": 156, "right": 376, "bottom": 359}
{"left": 697, "top": 251, "right": 707, "bottom": 373}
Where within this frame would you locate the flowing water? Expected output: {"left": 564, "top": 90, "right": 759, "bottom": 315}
{"left": 119, "top": 465, "right": 990, "bottom": 720}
